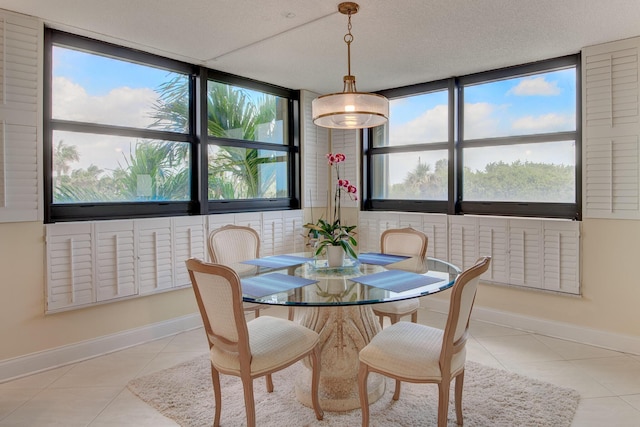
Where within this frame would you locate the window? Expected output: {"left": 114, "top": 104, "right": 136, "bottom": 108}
{"left": 364, "top": 81, "right": 451, "bottom": 213}
{"left": 45, "top": 30, "right": 300, "bottom": 222}
{"left": 364, "top": 55, "right": 580, "bottom": 220}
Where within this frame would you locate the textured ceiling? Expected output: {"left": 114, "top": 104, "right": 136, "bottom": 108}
{"left": 1, "top": 0, "right": 640, "bottom": 94}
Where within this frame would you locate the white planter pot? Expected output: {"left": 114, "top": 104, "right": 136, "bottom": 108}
{"left": 326, "top": 245, "right": 345, "bottom": 267}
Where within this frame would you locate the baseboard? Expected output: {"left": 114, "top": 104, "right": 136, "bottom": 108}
{"left": 0, "top": 313, "right": 202, "bottom": 383}
{"left": 421, "top": 299, "right": 640, "bottom": 356}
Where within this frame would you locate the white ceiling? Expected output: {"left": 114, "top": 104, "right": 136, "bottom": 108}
{"left": 2, "top": 0, "right": 640, "bottom": 94}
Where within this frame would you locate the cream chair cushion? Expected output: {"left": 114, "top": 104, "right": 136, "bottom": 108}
{"left": 211, "top": 316, "right": 319, "bottom": 376}
{"left": 359, "top": 321, "right": 466, "bottom": 381}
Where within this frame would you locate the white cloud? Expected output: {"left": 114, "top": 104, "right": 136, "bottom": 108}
{"left": 508, "top": 77, "right": 560, "bottom": 96}
{"left": 52, "top": 76, "right": 159, "bottom": 128}
{"left": 512, "top": 113, "right": 575, "bottom": 131}
{"left": 463, "top": 102, "right": 501, "bottom": 139}
{"left": 390, "top": 104, "right": 448, "bottom": 144}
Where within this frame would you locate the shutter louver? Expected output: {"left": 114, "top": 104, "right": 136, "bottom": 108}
{"left": 330, "top": 129, "right": 358, "bottom": 209}
{"left": 173, "top": 216, "right": 206, "bottom": 287}
{"left": 46, "top": 223, "right": 94, "bottom": 311}
{"left": 95, "top": 221, "right": 136, "bottom": 301}
{"left": 302, "top": 91, "right": 329, "bottom": 209}
{"left": 283, "top": 210, "right": 304, "bottom": 254}
{"left": 0, "top": 12, "right": 41, "bottom": 223}
{"left": 583, "top": 37, "right": 640, "bottom": 219}
{"left": 136, "top": 218, "right": 173, "bottom": 294}
{"left": 543, "top": 221, "right": 580, "bottom": 294}
{"left": 508, "top": 220, "right": 543, "bottom": 289}
{"left": 420, "top": 214, "right": 448, "bottom": 260}
{"left": 262, "top": 211, "right": 284, "bottom": 256}
{"left": 478, "top": 217, "right": 508, "bottom": 283}
{"left": 449, "top": 216, "right": 478, "bottom": 271}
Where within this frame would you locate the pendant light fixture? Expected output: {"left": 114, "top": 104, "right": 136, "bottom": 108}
{"left": 312, "top": 2, "right": 389, "bottom": 129}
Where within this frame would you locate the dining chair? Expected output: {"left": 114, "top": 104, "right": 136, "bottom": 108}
{"left": 208, "top": 224, "right": 265, "bottom": 318}
{"left": 185, "top": 258, "right": 324, "bottom": 427}
{"left": 372, "top": 227, "right": 428, "bottom": 327}
{"left": 358, "top": 256, "right": 491, "bottom": 427}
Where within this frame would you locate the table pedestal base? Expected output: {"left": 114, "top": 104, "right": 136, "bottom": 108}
{"left": 295, "top": 305, "right": 384, "bottom": 411}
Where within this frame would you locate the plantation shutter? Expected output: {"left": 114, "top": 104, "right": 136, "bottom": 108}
{"left": 301, "top": 91, "right": 329, "bottom": 210}
{"left": 173, "top": 216, "right": 206, "bottom": 287}
{"left": 448, "top": 216, "right": 478, "bottom": 271}
{"left": 583, "top": 37, "right": 640, "bottom": 219}
{"left": 542, "top": 221, "right": 580, "bottom": 294}
{"left": 283, "top": 210, "right": 304, "bottom": 254}
{"left": 330, "top": 129, "right": 358, "bottom": 210}
{"left": 477, "top": 217, "right": 508, "bottom": 284}
{"left": 420, "top": 214, "right": 448, "bottom": 260}
{"left": 262, "top": 211, "right": 285, "bottom": 256}
{"left": 95, "top": 220, "right": 136, "bottom": 301}
{"left": 136, "top": 218, "right": 173, "bottom": 294}
{"left": 46, "top": 223, "right": 94, "bottom": 311}
{"left": 358, "top": 211, "right": 380, "bottom": 252}
{"left": 508, "top": 219, "right": 543, "bottom": 289}
{"left": 0, "top": 11, "right": 42, "bottom": 223}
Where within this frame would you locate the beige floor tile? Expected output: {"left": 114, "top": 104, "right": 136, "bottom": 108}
{"left": 475, "top": 334, "right": 565, "bottom": 364}
{"left": 533, "top": 334, "right": 624, "bottom": 360}
{"left": 49, "top": 353, "right": 155, "bottom": 389}
{"left": 570, "top": 356, "right": 640, "bottom": 395}
{"left": 0, "top": 386, "right": 121, "bottom": 427}
{"left": 114, "top": 336, "right": 173, "bottom": 356}
{"left": 620, "top": 393, "right": 640, "bottom": 411}
{"left": 0, "top": 388, "right": 40, "bottom": 420}
{"left": 136, "top": 351, "right": 207, "bottom": 377}
{"left": 469, "top": 319, "right": 529, "bottom": 338}
{"left": 465, "top": 338, "right": 505, "bottom": 369}
{"left": 0, "top": 365, "right": 73, "bottom": 389}
{"left": 161, "top": 328, "right": 209, "bottom": 353}
{"left": 500, "top": 359, "right": 614, "bottom": 398}
{"left": 572, "top": 396, "right": 640, "bottom": 427}
{"left": 88, "top": 388, "right": 178, "bottom": 426}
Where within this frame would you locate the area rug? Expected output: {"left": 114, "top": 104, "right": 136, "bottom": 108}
{"left": 128, "top": 354, "right": 580, "bottom": 427}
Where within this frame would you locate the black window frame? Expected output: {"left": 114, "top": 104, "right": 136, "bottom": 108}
{"left": 363, "top": 54, "right": 581, "bottom": 220}
{"left": 44, "top": 29, "right": 300, "bottom": 223}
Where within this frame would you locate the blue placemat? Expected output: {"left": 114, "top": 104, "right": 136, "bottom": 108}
{"left": 241, "top": 255, "right": 313, "bottom": 269}
{"left": 350, "top": 270, "right": 443, "bottom": 292}
{"left": 357, "top": 252, "right": 410, "bottom": 265}
{"left": 241, "top": 273, "right": 318, "bottom": 298}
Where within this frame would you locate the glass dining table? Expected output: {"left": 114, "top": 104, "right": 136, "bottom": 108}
{"left": 228, "top": 252, "right": 461, "bottom": 412}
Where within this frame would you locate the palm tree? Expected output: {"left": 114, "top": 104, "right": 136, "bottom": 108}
{"left": 53, "top": 140, "right": 79, "bottom": 177}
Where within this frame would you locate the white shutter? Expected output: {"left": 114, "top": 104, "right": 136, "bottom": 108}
{"left": 448, "top": 216, "right": 478, "bottom": 270}
{"left": 46, "top": 223, "right": 94, "bottom": 311}
{"left": 173, "top": 216, "right": 206, "bottom": 287}
{"left": 542, "top": 221, "right": 580, "bottom": 294}
{"left": 135, "top": 218, "right": 173, "bottom": 294}
{"left": 301, "top": 90, "right": 329, "bottom": 210}
{"left": 283, "top": 210, "right": 304, "bottom": 254}
{"left": 330, "top": 129, "right": 359, "bottom": 209}
{"left": 477, "top": 217, "right": 508, "bottom": 283}
{"left": 420, "top": 214, "right": 448, "bottom": 260}
{"left": 262, "top": 211, "right": 284, "bottom": 256}
{"left": 584, "top": 135, "right": 640, "bottom": 218}
{"left": 0, "top": 12, "right": 41, "bottom": 222}
{"left": 508, "top": 219, "right": 543, "bottom": 289}
{"left": 95, "top": 220, "right": 136, "bottom": 301}
{"left": 583, "top": 37, "right": 640, "bottom": 219}
{"left": 357, "top": 211, "right": 380, "bottom": 252}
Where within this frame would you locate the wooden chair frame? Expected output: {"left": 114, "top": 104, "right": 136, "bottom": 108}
{"left": 373, "top": 227, "right": 429, "bottom": 326}
{"left": 186, "top": 259, "right": 324, "bottom": 427}
{"left": 358, "top": 256, "right": 491, "bottom": 427}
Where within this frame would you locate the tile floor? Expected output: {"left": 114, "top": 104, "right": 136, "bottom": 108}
{"left": 1, "top": 306, "right": 639, "bottom": 426}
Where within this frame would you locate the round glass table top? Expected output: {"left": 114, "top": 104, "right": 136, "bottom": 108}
{"left": 231, "top": 253, "right": 461, "bottom": 307}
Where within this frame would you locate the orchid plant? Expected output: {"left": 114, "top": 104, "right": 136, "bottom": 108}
{"left": 304, "top": 152, "right": 358, "bottom": 259}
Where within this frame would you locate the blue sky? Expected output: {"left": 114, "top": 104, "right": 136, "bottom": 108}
{"left": 53, "top": 47, "right": 173, "bottom": 96}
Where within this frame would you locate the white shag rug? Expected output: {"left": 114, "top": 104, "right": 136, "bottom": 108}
{"left": 128, "top": 354, "right": 580, "bottom": 427}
